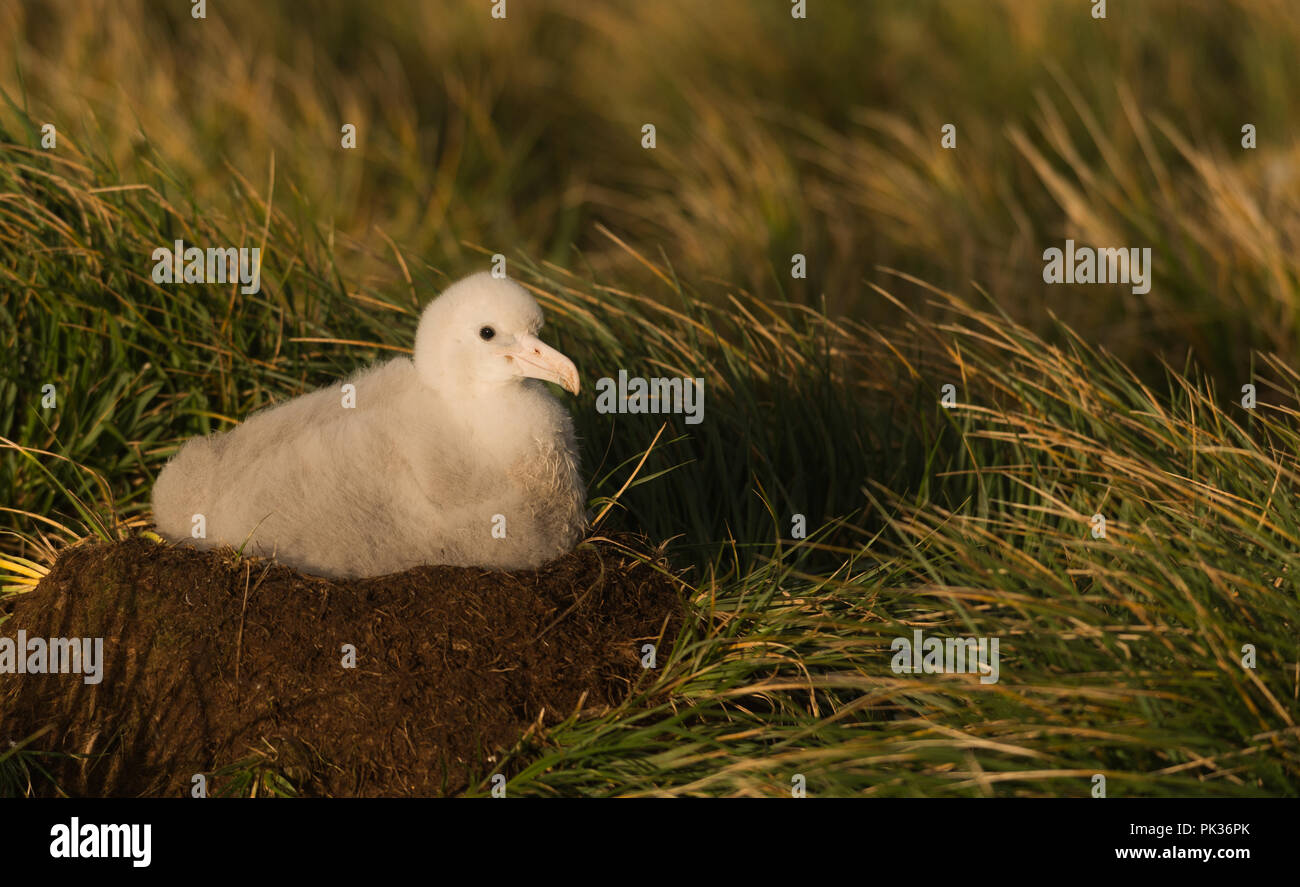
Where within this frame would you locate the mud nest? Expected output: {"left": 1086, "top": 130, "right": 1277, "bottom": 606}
{"left": 0, "top": 535, "right": 683, "bottom": 797}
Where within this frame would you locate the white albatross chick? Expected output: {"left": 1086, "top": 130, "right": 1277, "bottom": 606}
{"left": 151, "top": 272, "right": 586, "bottom": 578}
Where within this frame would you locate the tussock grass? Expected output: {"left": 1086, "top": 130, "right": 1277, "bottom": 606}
{"left": 469, "top": 285, "right": 1300, "bottom": 797}
{"left": 4, "top": 0, "right": 1298, "bottom": 374}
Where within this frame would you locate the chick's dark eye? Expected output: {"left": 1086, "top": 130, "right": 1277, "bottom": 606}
{"left": 479, "top": 326, "right": 495, "bottom": 341}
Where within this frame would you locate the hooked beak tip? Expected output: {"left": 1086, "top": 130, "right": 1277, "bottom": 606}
{"left": 514, "top": 334, "right": 581, "bottom": 396}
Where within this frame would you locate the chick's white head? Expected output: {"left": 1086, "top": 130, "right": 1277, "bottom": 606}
{"left": 414, "top": 272, "right": 580, "bottom": 396}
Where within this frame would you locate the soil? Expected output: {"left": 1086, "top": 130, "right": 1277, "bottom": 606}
{"left": 0, "top": 535, "right": 683, "bottom": 797}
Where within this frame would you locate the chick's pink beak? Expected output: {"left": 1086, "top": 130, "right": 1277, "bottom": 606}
{"left": 510, "top": 334, "right": 580, "bottom": 395}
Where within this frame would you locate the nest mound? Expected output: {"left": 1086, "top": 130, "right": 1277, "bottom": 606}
{"left": 0, "top": 535, "right": 683, "bottom": 797}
